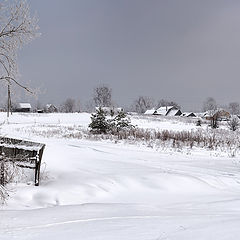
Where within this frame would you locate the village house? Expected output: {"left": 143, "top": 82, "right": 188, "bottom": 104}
{"left": 154, "top": 106, "right": 182, "bottom": 116}
{"left": 214, "top": 110, "right": 230, "bottom": 121}
{"left": 45, "top": 104, "right": 58, "bottom": 113}
{"left": 203, "top": 109, "right": 230, "bottom": 121}
{"left": 144, "top": 109, "right": 156, "bottom": 115}
{"left": 15, "top": 103, "right": 31, "bottom": 112}
{"left": 181, "top": 112, "right": 197, "bottom": 117}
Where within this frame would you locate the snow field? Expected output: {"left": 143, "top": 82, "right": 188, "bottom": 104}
{"left": 0, "top": 112, "right": 240, "bottom": 239}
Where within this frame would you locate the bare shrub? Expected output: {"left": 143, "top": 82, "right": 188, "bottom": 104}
{"left": 0, "top": 156, "right": 20, "bottom": 204}
{"left": 14, "top": 120, "right": 240, "bottom": 156}
{"left": 0, "top": 185, "right": 9, "bottom": 204}
{"left": 228, "top": 117, "right": 239, "bottom": 131}
{"left": 196, "top": 119, "right": 202, "bottom": 126}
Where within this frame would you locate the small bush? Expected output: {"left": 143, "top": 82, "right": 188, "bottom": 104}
{"left": 0, "top": 157, "right": 21, "bottom": 205}
{"left": 196, "top": 119, "right": 202, "bottom": 126}
{"left": 0, "top": 185, "right": 9, "bottom": 204}
{"left": 228, "top": 117, "right": 239, "bottom": 131}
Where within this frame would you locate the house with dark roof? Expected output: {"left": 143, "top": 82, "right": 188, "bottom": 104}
{"left": 45, "top": 104, "right": 58, "bottom": 113}
{"left": 203, "top": 109, "right": 230, "bottom": 121}
{"left": 154, "top": 106, "right": 182, "bottom": 116}
{"left": 144, "top": 109, "right": 156, "bottom": 115}
{"left": 181, "top": 112, "right": 197, "bottom": 117}
{"left": 15, "top": 103, "right": 31, "bottom": 112}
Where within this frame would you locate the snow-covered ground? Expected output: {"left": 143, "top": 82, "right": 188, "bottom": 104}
{"left": 1, "top": 113, "right": 240, "bottom": 239}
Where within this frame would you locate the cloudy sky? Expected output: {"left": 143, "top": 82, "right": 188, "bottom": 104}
{"left": 18, "top": 0, "right": 240, "bottom": 110}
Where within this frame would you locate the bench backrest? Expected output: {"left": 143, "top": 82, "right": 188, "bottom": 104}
{"left": 0, "top": 137, "right": 45, "bottom": 186}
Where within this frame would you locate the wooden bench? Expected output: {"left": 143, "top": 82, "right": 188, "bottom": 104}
{"left": 0, "top": 137, "right": 45, "bottom": 186}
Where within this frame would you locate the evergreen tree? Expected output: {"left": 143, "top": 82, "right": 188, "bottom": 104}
{"left": 110, "top": 110, "right": 134, "bottom": 133}
{"left": 114, "top": 111, "right": 132, "bottom": 132}
{"left": 89, "top": 107, "right": 109, "bottom": 134}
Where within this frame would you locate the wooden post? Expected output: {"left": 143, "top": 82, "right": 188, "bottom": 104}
{"left": 0, "top": 160, "right": 5, "bottom": 186}
{"left": 7, "top": 84, "right": 13, "bottom": 118}
{"left": 35, "top": 145, "right": 45, "bottom": 186}
{"left": 7, "top": 85, "right": 10, "bottom": 118}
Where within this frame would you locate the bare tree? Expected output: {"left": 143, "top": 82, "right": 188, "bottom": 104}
{"left": 75, "top": 99, "right": 81, "bottom": 113}
{"left": 93, "top": 84, "right": 112, "bottom": 107}
{"left": 156, "top": 99, "right": 181, "bottom": 109}
{"left": 62, "top": 98, "right": 75, "bottom": 113}
{"left": 133, "top": 96, "right": 154, "bottom": 114}
{"left": 84, "top": 100, "right": 95, "bottom": 113}
{"left": 228, "top": 102, "right": 240, "bottom": 115}
{"left": 0, "top": 0, "right": 39, "bottom": 116}
{"left": 202, "top": 97, "right": 219, "bottom": 128}
{"left": 202, "top": 97, "right": 217, "bottom": 112}
{"left": 36, "top": 100, "right": 42, "bottom": 110}
{"left": 210, "top": 112, "right": 219, "bottom": 129}
{"left": 228, "top": 116, "right": 239, "bottom": 131}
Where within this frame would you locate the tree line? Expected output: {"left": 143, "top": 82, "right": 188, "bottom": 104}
{"left": 2, "top": 82, "right": 240, "bottom": 116}
{"left": 57, "top": 86, "right": 240, "bottom": 116}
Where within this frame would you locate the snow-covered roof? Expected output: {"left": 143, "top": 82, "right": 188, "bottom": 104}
{"left": 46, "top": 104, "right": 57, "bottom": 109}
{"left": 182, "top": 112, "right": 197, "bottom": 117}
{"left": 155, "top": 106, "right": 175, "bottom": 116}
{"left": 46, "top": 104, "right": 52, "bottom": 108}
{"left": 144, "top": 109, "right": 156, "bottom": 115}
{"left": 167, "top": 109, "right": 180, "bottom": 116}
{"left": 18, "top": 103, "right": 31, "bottom": 109}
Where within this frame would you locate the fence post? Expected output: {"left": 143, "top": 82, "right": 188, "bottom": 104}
{"left": 0, "top": 158, "right": 5, "bottom": 186}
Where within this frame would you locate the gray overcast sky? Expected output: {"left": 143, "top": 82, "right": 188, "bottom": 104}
{"left": 18, "top": 0, "right": 240, "bottom": 110}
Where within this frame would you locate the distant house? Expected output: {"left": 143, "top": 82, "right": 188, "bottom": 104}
{"left": 214, "top": 110, "right": 230, "bottom": 121}
{"left": 45, "top": 104, "right": 58, "bottom": 113}
{"left": 15, "top": 103, "right": 31, "bottom": 112}
{"left": 203, "top": 112, "right": 212, "bottom": 120}
{"left": 144, "top": 109, "right": 156, "bottom": 115}
{"left": 181, "top": 112, "right": 197, "bottom": 117}
{"left": 203, "top": 109, "right": 230, "bottom": 121}
{"left": 154, "top": 106, "right": 182, "bottom": 116}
